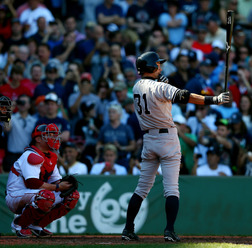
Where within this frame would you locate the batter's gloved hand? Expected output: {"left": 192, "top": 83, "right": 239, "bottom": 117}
{"left": 213, "top": 91, "right": 230, "bottom": 105}
{"left": 158, "top": 74, "right": 169, "bottom": 84}
{"left": 60, "top": 175, "right": 79, "bottom": 198}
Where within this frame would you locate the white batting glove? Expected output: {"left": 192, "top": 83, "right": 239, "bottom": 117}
{"left": 158, "top": 74, "right": 169, "bottom": 84}
{"left": 213, "top": 92, "right": 230, "bottom": 105}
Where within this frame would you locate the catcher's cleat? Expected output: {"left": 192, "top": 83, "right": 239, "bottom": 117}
{"left": 29, "top": 224, "right": 53, "bottom": 237}
{"left": 164, "top": 230, "right": 181, "bottom": 242}
{"left": 122, "top": 229, "right": 140, "bottom": 241}
{"left": 11, "top": 217, "right": 32, "bottom": 238}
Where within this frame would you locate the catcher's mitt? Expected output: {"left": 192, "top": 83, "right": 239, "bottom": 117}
{"left": 60, "top": 175, "right": 78, "bottom": 197}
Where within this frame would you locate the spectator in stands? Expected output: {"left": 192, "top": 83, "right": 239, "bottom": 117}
{"left": 20, "top": 0, "right": 55, "bottom": 38}
{"left": 91, "top": 144, "right": 127, "bottom": 175}
{"left": 232, "top": 26, "right": 249, "bottom": 56}
{"left": 158, "top": 0, "right": 188, "bottom": 46}
{"left": 96, "top": 0, "right": 126, "bottom": 30}
{"left": 35, "top": 92, "right": 70, "bottom": 142}
{"left": 173, "top": 114, "right": 197, "bottom": 174}
{"left": 25, "top": 63, "right": 42, "bottom": 95}
{"left": 33, "top": 62, "right": 64, "bottom": 100}
{"left": 68, "top": 72, "right": 101, "bottom": 119}
{"left": 59, "top": 142, "right": 88, "bottom": 176}
{"left": 3, "top": 94, "right": 37, "bottom": 172}
{"left": 238, "top": 144, "right": 252, "bottom": 176}
{"left": 0, "top": 65, "right": 32, "bottom": 101}
{"left": 192, "top": 25, "right": 212, "bottom": 55}
{"left": 25, "top": 43, "right": 65, "bottom": 78}
{"left": 205, "top": 14, "right": 226, "bottom": 45}
{"left": 95, "top": 104, "right": 135, "bottom": 170}
{"left": 239, "top": 94, "right": 252, "bottom": 133}
{"left": 74, "top": 102, "right": 102, "bottom": 159}
{"left": 103, "top": 82, "right": 130, "bottom": 125}
{"left": 126, "top": 0, "right": 155, "bottom": 39}
{"left": 0, "top": 4, "right": 12, "bottom": 40}
{"left": 33, "top": 95, "right": 46, "bottom": 119}
{"left": 75, "top": 24, "right": 105, "bottom": 62}
{"left": 31, "top": 16, "right": 48, "bottom": 45}
{"left": 64, "top": 16, "right": 86, "bottom": 42}
{"left": 0, "top": 35, "right": 8, "bottom": 69}
{"left": 6, "top": 18, "right": 27, "bottom": 48}
{"left": 169, "top": 53, "right": 193, "bottom": 90}
{"left": 192, "top": 145, "right": 233, "bottom": 176}
{"left": 51, "top": 31, "right": 77, "bottom": 64}
{"left": 185, "top": 59, "right": 215, "bottom": 95}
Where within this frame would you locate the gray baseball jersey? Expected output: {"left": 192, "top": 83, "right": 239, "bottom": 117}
{"left": 133, "top": 78, "right": 181, "bottom": 199}
{"left": 133, "top": 79, "right": 179, "bottom": 130}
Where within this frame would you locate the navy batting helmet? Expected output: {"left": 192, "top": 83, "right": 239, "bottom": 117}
{"left": 136, "top": 52, "right": 166, "bottom": 75}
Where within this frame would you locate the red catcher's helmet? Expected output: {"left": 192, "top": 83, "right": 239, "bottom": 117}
{"left": 32, "top": 123, "right": 61, "bottom": 150}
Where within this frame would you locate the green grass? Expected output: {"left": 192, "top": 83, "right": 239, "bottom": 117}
{"left": 0, "top": 244, "right": 251, "bottom": 248}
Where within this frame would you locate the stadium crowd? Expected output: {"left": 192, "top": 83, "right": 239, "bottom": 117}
{"left": 0, "top": 0, "right": 252, "bottom": 176}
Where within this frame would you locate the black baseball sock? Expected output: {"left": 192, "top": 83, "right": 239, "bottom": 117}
{"left": 125, "top": 193, "right": 143, "bottom": 231}
{"left": 165, "top": 195, "right": 179, "bottom": 232}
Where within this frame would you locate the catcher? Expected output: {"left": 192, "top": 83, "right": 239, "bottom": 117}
{"left": 5, "top": 123, "right": 79, "bottom": 238}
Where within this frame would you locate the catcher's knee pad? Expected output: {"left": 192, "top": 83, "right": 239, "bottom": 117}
{"left": 34, "top": 189, "right": 55, "bottom": 212}
{"left": 63, "top": 190, "right": 80, "bottom": 210}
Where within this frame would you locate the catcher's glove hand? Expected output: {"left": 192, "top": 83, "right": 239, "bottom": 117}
{"left": 60, "top": 175, "right": 78, "bottom": 198}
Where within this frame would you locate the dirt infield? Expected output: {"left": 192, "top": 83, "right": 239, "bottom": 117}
{"left": 1, "top": 235, "right": 252, "bottom": 245}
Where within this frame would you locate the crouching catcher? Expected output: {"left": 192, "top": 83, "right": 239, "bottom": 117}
{"left": 5, "top": 123, "right": 80, "bottom": 238}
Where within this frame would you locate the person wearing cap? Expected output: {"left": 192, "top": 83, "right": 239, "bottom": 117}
{"left": 229, "top": 111, "right": 252, "bottom": 151}
{"left": 33, "top": 95, "right": 46, "bottom": 119}
{"left": 173, "top": 114, "right": 197, "bottom": 174}
{"left": 200, "top": 118, "right": 234, "bottom": 170}
{"left": 192, "top": 145, "right": 233, "bottom": 176}
{"left": 90, "top": 144, "right": 127, "bottom": 175}
{"left": 59, "top": 142, "right": 88, "bottom": 176}
{"left": 205, "top": 14, "right": 226, "bottom": 45}
{"left": 102, "top": 81, "right": 130, "bottom": 125}
{"left": 35, "top": 92, "right": 70, "bottom": 142}
{"left": 68, "top": 72, "right": 101, "bottom": 119}
{"left": 3, "top": 94, "right": 37, "bottom": 172}
{"left": 185, "top": 58, "right": 215, "bottom": 95}
{"left": 192, "top": 25, "right": 212, "bottom": 55}
{"left": 33, "top": 61, "right": 64, "bottom": 100}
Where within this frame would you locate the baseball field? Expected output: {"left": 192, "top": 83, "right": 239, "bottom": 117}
{"left": 1, "top": 235, "right": 252, "bottom": 247}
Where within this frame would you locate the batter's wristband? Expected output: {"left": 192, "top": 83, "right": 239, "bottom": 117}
{"left": 55, "top": 183, "right": 60, "bottom": 192}
{"left": 204, "top": 96, "right": 218, "bottom": 105}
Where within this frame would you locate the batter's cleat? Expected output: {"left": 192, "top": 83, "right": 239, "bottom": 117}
{"left": 29, "top": 224, "right": 53, "bottom": 237}
{"left": 122, "top": 229, "right": 140, "bottom": 241}
{"left": 11, "top": 217, "right": 32, "bottom": 238}
{"left": 164, "top": 230, "right": 181, "bottom": 242}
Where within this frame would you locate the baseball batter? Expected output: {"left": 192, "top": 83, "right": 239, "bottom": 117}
{"left": 122, "top": 52, "right": 230, "bottom": 242}
{"left": 5, "top": 123, "right": 79, "bottom": 238}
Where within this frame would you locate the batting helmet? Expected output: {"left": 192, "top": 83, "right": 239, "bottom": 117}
{"left": 136, "top": 52, "right": 166, "bottom": 75}
{"left": 0, "top": 95, "right": 12, "bottom": 123}
{"left": 32, "top": 123, "right": 61, "bottom": 150}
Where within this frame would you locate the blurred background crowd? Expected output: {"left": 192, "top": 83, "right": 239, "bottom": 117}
{"left": 0, "top": 0, "right": 252, "bottom": 177}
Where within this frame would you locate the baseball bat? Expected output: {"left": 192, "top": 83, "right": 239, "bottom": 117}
{"left": 224, "top": 10, "right": 234, "bottom": 92}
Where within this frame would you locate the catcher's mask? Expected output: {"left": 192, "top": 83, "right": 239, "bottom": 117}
{"left": 136, "top": 52, "right": 166, "bottom": 75}
{"left": 0, "top": 96, "right": 12, "bottom": 123}
{"left": 32, "top": 123, "right": 61, "bottom": 150}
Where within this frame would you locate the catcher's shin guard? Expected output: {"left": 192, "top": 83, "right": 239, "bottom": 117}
{"left": 37, "top": 190, "right": 80, "bottom": 228}
{"left": 16, "top": 190, "right": 55, "bottom": 228}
